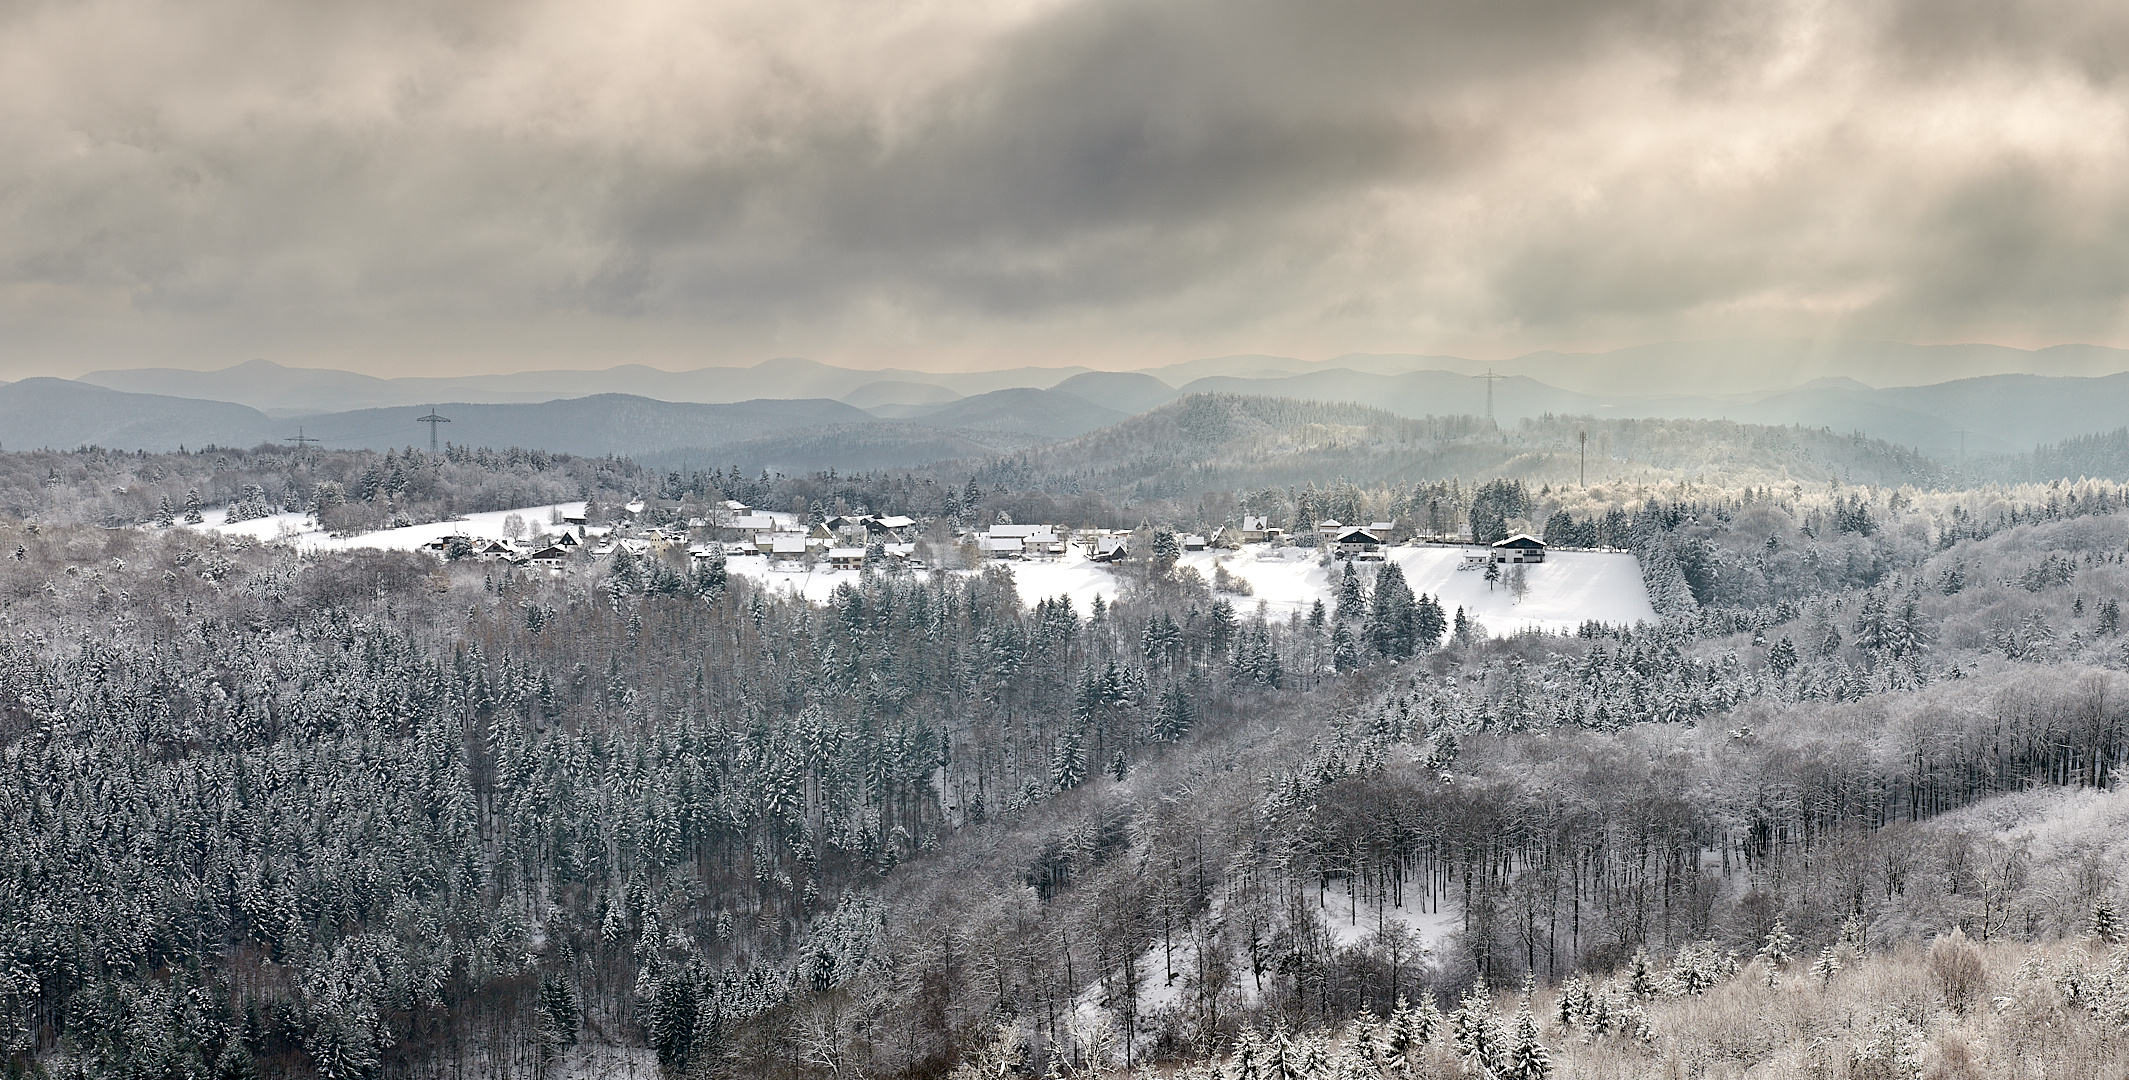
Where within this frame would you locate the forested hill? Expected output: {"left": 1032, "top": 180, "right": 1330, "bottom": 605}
{"left": 963, "top": 394, "right": 1953, "bottom": 501}
{"left": 1974, "top": 425, "right": 2129, "bottom": 484}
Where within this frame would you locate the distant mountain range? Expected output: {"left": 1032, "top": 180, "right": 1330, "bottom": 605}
{"left": 16, "top": 340, "right": 2129, "bottom": 479}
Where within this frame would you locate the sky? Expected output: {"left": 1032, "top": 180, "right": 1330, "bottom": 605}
{"left": 5, "top": 0, "right": 2129, "bottom": 379}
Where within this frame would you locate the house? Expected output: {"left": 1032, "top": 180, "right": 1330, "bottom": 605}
{"left": 1088, "top": 536, "right": 1129, "bottom": 563}
{"left": 529, "top": 546, "right": 571, "bottom": 569}
{"left": 1315, "top": 519, "right": 1345, "bottom": 542}
{"left": 1023, "top": 527, "right": 1065, "bottom": 559}
{"left": 827, "top": 546, "right": 867, "bottom": 570}
{"left": 721, "top": 500, "right": 752, "bottom": 514}
{"left": 866, "top": 515, "right": 916, "bottom": 541}
{"left": 769, "top": 535, "right": 807, "bottom": 560}
{"left": 1237, "top": 515, "right": 1285, "bottom": 543}
{"left": 980, "top": 535, "right": 1025, "bottom": 559}
{"left": 1491, "top": 534, "right": 1546, "bottom": 563}
{"left": 1181, "top": 533, "right": 1209, "bottom": 551}
{"left": 475, "top": 540, "right": 514, "bottom": 562}
{"left": 727, "top": 514, "right": 777, "bottom": 533}
{"left": 1368, "top": 520, "right": 1398, "bottom": 542}
{"left": 1333, "top": 527, "right": 1383, "bottom": 559}
{"left": 553, "top": 531, "right": 580, "bottom": 548}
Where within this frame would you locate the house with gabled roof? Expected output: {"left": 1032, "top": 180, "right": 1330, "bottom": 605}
{"left": 1491, "top": 534, "right": 1546, "bottom": 563}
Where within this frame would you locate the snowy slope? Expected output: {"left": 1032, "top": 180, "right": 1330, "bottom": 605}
{"left": 723, "top": 544, "right": 1654, "bottom": 637}
{"left": 178, "top": 502, "right": 587, "bottom": 552}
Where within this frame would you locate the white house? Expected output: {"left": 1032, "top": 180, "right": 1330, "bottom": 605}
{"left": 1491, "top": 534, "right": 1546, "bottom": 563}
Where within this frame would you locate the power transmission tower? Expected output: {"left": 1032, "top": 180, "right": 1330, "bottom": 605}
{"left": 416, "top": 409, "right": 451, "bottom": 455}
{"left": 1474, "top": 369, "right": 1508, "bottom": 426}
{"left": 1579, "top": 430, "right": 1588, "bottom": 488}
{"left": 284, "top": 426, "right": 320, "bottom": 453}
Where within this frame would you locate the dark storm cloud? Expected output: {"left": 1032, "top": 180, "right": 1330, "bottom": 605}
{"left": 1, "top": 0, "right": 2127, "bottom": 375}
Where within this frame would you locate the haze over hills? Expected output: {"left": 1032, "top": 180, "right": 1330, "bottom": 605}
{"left": 78, "top": 340, "right": 2129, "bottom": 414}
{"left": 33, "top": 341, "right": 2129, "bottom": 478}
{"left": 963, "top": 394, "right": 1951, "bottom": 501}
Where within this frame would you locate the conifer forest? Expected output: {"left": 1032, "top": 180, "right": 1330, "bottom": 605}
{"left": 4, "top": 436, "right": 2129, "bottom": 1080}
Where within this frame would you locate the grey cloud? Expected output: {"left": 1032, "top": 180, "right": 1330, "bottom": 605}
{"left": 2, "top": 0, "right": 2128, "bottom": 375}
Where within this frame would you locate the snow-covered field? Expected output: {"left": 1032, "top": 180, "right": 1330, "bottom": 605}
{"left": 730, "top": 544, "right": 1653, "bottom": 636}
{"left": 177, "top": 501, "right": 587, "bottom": 552}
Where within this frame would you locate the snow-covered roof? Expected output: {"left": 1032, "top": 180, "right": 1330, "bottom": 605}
{"left": 770, "top": 536, "right": 806, "bottom": 555}
{"left": 872, "top": 515, "right": 916, "bottom": 529}
{"left": 1493, "top": 534, "right": 1545, "bottom": 548}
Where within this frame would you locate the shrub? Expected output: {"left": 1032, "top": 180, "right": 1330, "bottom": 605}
{"left": 1928, "top": 930, "right": 1986, "bottom": 1013}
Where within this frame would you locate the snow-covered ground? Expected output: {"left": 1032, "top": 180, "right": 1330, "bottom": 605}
{"left": 175, "top": 501, "right": 587, "bottom": 552}
{"left": 725, "top": 545, "right": 1652, "bottom": 636}
{"left": 176, "top": 505, "right": 1654, "bottom": 637}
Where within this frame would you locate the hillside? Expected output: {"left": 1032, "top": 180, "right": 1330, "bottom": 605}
{"left": 899, "top": 386, "right": 1127, "bottom": 438}
{"left": 288, "top": 395, "right": 875, "bottom": 456}
{"left": 0, "top": 378, "right": 277, "bottom": 450}
{"left": 972, "top": 393, "right": 1953, "bottom": 499}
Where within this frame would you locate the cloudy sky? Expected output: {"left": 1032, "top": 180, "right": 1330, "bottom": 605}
{"left": 5, "top": 0, "right": 2129, "bottom": 377}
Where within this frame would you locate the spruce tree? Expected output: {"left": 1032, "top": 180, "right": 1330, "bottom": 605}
{"left": 1501, "top": 999, "right": 1551, "bottom": 1080}
{"left": 1335, "top": 561, "right": 1367, "bottom": 623}
{"left": 1364, "top": 562, "right": 1418, "bottom": 659}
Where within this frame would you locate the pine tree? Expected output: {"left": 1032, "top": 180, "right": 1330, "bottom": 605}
{"left": 1767, "top": 636, "right": 1799, "bottom": 676}
{"left": 154, "top": 494, "right": 176, "bottom": 527}
{"left": 1811, "top": 945, "right": 1842, "bottom": 988}
{"left": 538, "top": 976, "right": 582, "bottom": 1061}
{"left": 1335, "top": 561, "right": 1367, "bottom": 623}
{"left": 1415, "top": 593, "right": 1447, "bottom": 652}
{"left": 183, "top": 489, "right": 204, "bottom": 524}
{"left": 1050, "top": 724, "right": 1088, "bottom": 789}
{"left": 1451, "top": 983, "right": 1501, "bottom": 1076}
{"left": 1364, "top": 562, "right": 1418, "bottom": 659}
{"left": 1500, "top": 998, "right": 1551, "bottom": 1080}
{"left": 1331, "top": 622, "right": 1360, "bottom": 672}
{"left": 1154, "top": 684, "right": 1193, "bottom": 742}
{"left": 2095, "top": 895, "right": 2121, "bottom": 944}
{"left": 1626, "top": 948, "right": 1657, "bottom": 999}
{"left": 649, "top": 970, "right": 699, "bottom": 1071}
{"left": 1757, "top": 918, "right": 1794, "bottom": 972}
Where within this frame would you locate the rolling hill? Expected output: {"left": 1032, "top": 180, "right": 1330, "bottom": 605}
{"left": 0, "top": 379, "right": 278, "bottom": 450}
{"left": 964, "top": 393, "right": 1953, "bottom": 499}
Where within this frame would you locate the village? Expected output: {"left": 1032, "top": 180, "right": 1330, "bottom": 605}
{"left": 206, "top": 497, "right": 1642, "bottom": 635}
{"left": 405, "top": 501, "right": 1548, "bottom": 575}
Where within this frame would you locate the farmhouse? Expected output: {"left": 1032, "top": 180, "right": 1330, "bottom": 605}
{"left": 1491, "top": 534, "right": 1546, "bottom": 563}
{"left": 866, "top": 515, "right": 916, "bottom": 541}
{"left": 1088, "top": 536, "right": 1130, "bottom": 563}
{"left": 1333, "top": 527, "right": 1383, "bottom": 559}
{"left": 827, "top": 547, "right": 867, "bottom": 570}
